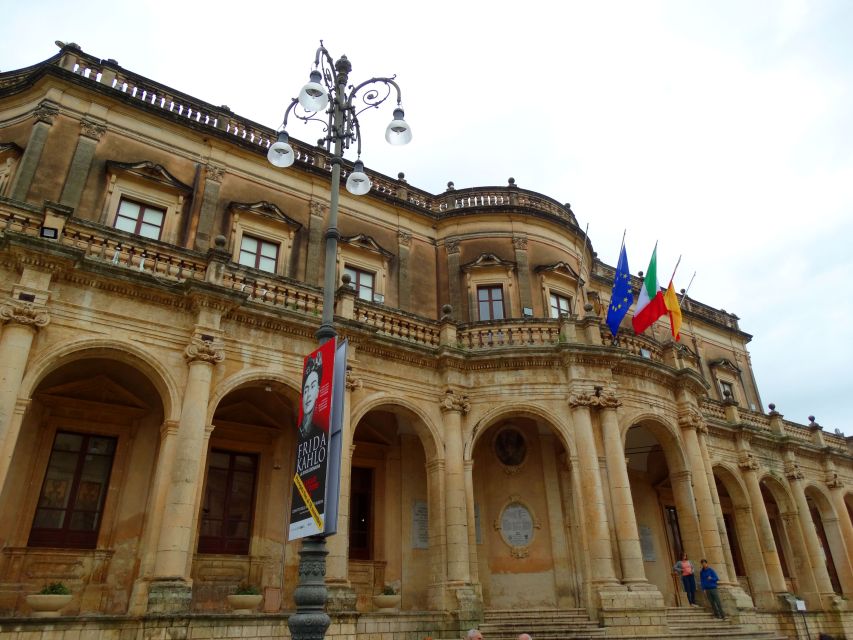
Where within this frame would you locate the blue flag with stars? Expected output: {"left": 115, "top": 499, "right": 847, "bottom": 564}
{"left": 606, "top": 243, "right": 633, "bottom": 337}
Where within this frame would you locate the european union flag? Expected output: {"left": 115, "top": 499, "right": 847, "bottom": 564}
{"left": 606, "top": 243, "right": 633, "bottom": 337}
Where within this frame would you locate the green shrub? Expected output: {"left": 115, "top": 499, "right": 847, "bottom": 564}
{"left": 235, "top": 584, "right": 261, "bottom": 595}
{"left": 39, "top": 582, "right": 71, "bottom": 595}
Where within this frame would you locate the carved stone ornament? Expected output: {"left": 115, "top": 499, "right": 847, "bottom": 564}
{"left": 784, "top": 461, "right": 805, "bottom": 481}
{"left": 826, "top": 472, "right": 844, "bottom": 490}
{"left": 440, "top": 388, "right": 470, "bottom": 414}
{"left": 184, "top": 335, "right": 225, "bottom": 364}
{"left": 309, "top": 199, "right": 327, "bottom": 217}
{"left": 0, "top": 302, "right": 50, "bottom": 328}
{"left": 33, "top": 103, "right": 60, "bottom": 125}
{"left": 397, "top": 230, "right": 412, "bottom": 247}
{"left": 567, "top": 390, "right": 620, "bottom": 410}
{"left": 512, "top": 235, "right": 528, "bottom": 250}
{"left": 80, "top": 118, "right": 107, "bottom": 140}
{"left": 445, "top": 238, "right": 461, "bottom": 255}
{"left": 678, "top": 408, "right": 707, "bottom": 432}
{"left": 345, "top": 366, "right": 362, "bottom": 392}
{"left": 206, "top": 165, "right": 225, "bottom": 183}
{"left": 738, "top": 452, "right": 760, "bottom": 472}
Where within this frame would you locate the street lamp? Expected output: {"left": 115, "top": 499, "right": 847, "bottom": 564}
{"left": 268, "top": 41, "right": 411, "bottom": 640}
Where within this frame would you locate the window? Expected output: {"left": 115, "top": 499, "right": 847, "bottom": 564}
{"left": 478, "top": 285, "right": 505, "bottom": 321}
{"left": 239, "top": 234, "right": 279, "bottom": 273}
{"left": 344, "top": 265, "right": 376, "bottom": 302}
{"left": 114, "top": 197, "right": 165, "bottom": 240}
{"left": 29, "top": 431, "right": 117, "bottom": 549}
{"left": 549, "top": 292, "right": 573, "bottom": 318}
{"left": 198, "top": 450, "right": 258, "bottom": 555}
{"left": 720, "top": 381, "right": 735, "bottom": 402}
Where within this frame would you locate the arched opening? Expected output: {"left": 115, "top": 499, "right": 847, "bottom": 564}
{"left": 192, "top": 379, "right": 300, "bottom": 612}
{"left": 349, "top": 404, "right": 435, "bottom": 612}
{"left": 804, "top": 486, "right": 846, "bottom": 595}
{"left": 624, "top": 420, "right": 694, "bottom": 607}
{"left": 759, "top": 479, "right": 798, "bottom": 595}
{"left": 0, "top": 356, "right": 165, "bottom": 615}
{"left": 472, "top": 415, "right": 578, "bottom": 610}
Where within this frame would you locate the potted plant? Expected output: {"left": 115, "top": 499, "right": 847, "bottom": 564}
{"left": 227, "top": 584, "right": 263, "bottom": 614}
{"left": 372, "top": 583, "right": 401, "bottom": 612}
{"left": 26, "top": 582, "right": 72, "bottom": 617}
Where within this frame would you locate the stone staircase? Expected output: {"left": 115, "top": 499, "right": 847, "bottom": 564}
{"left": 481, "top": 608, "right": 605, "bottom": 640}
{"left": 479, "top": 607, "right": 789, "bottom": 640}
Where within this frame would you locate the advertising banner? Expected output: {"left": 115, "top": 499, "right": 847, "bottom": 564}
{"left": 288, "top": 339, "right": 346, "bottom": 540}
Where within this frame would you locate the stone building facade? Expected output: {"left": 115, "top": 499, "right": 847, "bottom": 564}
{"left": 0, "top": 44, "right": 851, "bottom": 640}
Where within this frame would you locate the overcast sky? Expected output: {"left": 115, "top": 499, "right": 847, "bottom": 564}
{"left": 3, "top": 0, "right": 851, "bottom": 433}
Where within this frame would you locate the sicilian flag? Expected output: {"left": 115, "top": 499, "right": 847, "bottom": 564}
{"left": 606, "top": 241, "right": 633, "bottom": 337}
{"left": 632, "top": 245, "right": 667, "bottom": 335}
{"left": 664, "top": 281, "right": 682, "bottom": 341}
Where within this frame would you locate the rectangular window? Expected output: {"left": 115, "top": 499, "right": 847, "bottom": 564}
{"left": 549, "top": 292, "right": 573, "bottom": 318}
{"left": 29, "top": 431, "right": 117, "bottom": 549}
{"left": 114, "top": 197, "right": 165, "bottom": 240}
{"left": 198, "top": 450, "right": 258, "bottom": 555}
{"left": 344, "top": 266, "right": 375, "bottom": 302}
{"left": 477, "top": 285, "right": 505, "bottom": 321}
{"left": 239, "top": 234, "right": 279, "bottom": 273}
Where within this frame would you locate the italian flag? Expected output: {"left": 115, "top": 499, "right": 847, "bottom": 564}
{"left": 632, "top": 245, "right": 667, "bottom": 335}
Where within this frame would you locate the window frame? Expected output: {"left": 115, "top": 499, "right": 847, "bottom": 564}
{"left": 477, "top": 284, "right": 506, "bottom": 321}
{"left": 197, "top": 449, "right": 259, "bottom": 556}
{"left": 28, "top": 430, "right": 117, "bottom": 549}
{"left": 549, "top": 291, "right": 573, "bottom": 319}
{"left": 344, "top": 265, "right": 377, "bottom": 302}
{"left": 113, "top": 197, "right": 166, "bottom": 240}
{"left": 238, "top": 233, "right": 280, "bottom": 273}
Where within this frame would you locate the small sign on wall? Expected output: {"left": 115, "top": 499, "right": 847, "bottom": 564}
{"left": 639, "top": 524, "right": 656, "bottom": 561}
{"left": 411, "top": 500, "right": 428, "bottom": 549}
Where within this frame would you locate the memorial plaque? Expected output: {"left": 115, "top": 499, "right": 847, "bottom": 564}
{"left": 475, "top": 503, "right": 482, "bottom": 544}
{"left": 500, "top": 502, "right": 534, "bottom": 547}
{"left": 411, "top": 500, "right": 428, "bottom": 549}
{"left": 639, "top": 524, "right": 656, "bottom": 561}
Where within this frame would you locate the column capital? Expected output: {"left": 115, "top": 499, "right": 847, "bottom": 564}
{"left": 670, "top": 469, "right": 693, "bottom": 483}
{"left": 33, "top": 102, "right": 60, "bottom": 125}
{"left": 159, "top": 420, "right": 180, "bottom": 440}
{"left": 567, "top": 388, "right": 620, "bottom": 410}
{"left": 0, "top": 301, "right": 50, "bottom": 328}
{"left": 426, "top": 457, "right": 445, "bottom": 473}
{"left": 512, "top": 235, "right": 528, "bottom": 250}
{"left": 309, "top": 199, "right": 327, "bottom": 217}
{"left": 445, "top": 237, "right": 461, "bottom": 255}
{"left": 784, "top": 460, "right": 805, "bottom": 481}
{"left": 345, "top": 365, "right": 362, "bottom": 392}
{"left": 738, "top": 451, "right": 760, "bottom": 472}
{"left": 678, "top": 407, "right": 707, "bottom": 433}
{"left": 826, "top": 471, "right": 844, "bottom": 490}
{"left": 184, "top": 334, "right": 224, "bottom": 364}
{"left": 440, "top": 388, "right": 470, "bottom": 414}
{"left": 205, "top": 164, "right": 225, "bottom": 184}
{"left": 397, "top": 230, "right": 412, "bottom": 247}
{"left": 80, "top": 118, "right": 107, "bottom": 141}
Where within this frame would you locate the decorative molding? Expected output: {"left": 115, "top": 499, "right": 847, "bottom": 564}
{"left": 229, "top": 200, "right": 302, "bottom": 229}
{"left": 439, "top": 388, "right": 470, "bottom": 414}
{"left": 567, "top": 390, "right": 620, "bottom": 410}
{"left": 345, "top": 366, "right": 362, "bottom": 392}
{"left": 80, "top": 118, "right": 107, "bottom": 141}
{"left": 512, "top": 235, "right": 528, "bottom": 250}
{"left": 0, "top": 301, "right": 50, "bottom": 328}
{"left": 826, "top": 472, "right": 843, "bottom": 490}
{"left": 309, "top": 200, "right": 327, "bottom": 217}
{"left": 340, "top": 233, "right": 394, "bottom": 259}
{"left": 461, "top": 252, "right": 516, "bottom": 272}
{"left": 678, "top": 407, "right": 707, "bottom": 433}
{"left": 445, "top": 238, "right": 460, "bottom": 255}
{"left": 206, "top": 164, "right": 225, "bottom": 184}
{"left": 397, "top": 230, "right": 412, "bottom": 247}
{"left": 784, "top": 461, "right": 804, "bottom": 481}
{"left": 33, "top": 103, "right": 60, "bottom": 125}
{"left": 738, "top": 451, "right": 760, "bottom": 472}
{"left": 184, "top": 335, "right": 225, "bottom": 364}
{"left": 106, "top": 160, "right": 192, "bottom": 193}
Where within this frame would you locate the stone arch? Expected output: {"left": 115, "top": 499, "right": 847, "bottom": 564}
{"left": 207, "top": 367, "right": 302, "bottom": 425}
{"left": 351, "top": 391, "right": 441, "bottom": 460}
{"left": 620, "top": 410, "right": 689, "bottom": 474}
{"left": 466, "top": 402, "right": 576, "bottom": 461}
{"left": 713, "top": 463, "right": 751, "bottom": 509}
{"left": 758, "top": 473, "right": 796, "bottom": 513}
{"left": 19, "top": 336, "right": 179, "bottom": 421}
{"left": 804, "top": 482, "right": 850, "bottom": 595}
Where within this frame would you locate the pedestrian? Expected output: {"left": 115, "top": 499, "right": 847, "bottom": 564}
{"left": 673, "top": 552, "right": 697, "bottom": 606}
{"left": 517, "top": 634, "right": 532, "bottom": 640}
{"left": 699, "top": 559, "right": 726, "bottom": 619}
{"left": 467, "top": 630, "right": 483, "bottom": 640}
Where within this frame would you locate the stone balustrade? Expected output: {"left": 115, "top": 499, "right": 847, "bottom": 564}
{"left": 458, "top": 319, "right": 562, "bottom": 349}
{"left": 352, "top": 301, "right": 441, "bottom": 347}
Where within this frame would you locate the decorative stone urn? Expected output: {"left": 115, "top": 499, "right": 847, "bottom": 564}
{"left": 25, "top": 594, "right": 73, "bottom": 617}
{"left": 371, "top": 593, "right": 401, "bottom": 612}
{"left": 226, "top": 593, "right": 263, "bottom": 614}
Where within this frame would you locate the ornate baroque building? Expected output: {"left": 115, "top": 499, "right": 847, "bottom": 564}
{"left": 0, "top": 44, "right": 851, "bottom": 640}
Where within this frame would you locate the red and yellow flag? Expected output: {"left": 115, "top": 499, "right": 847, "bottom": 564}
{"left": 664, "top": 281, "right": 682, "bottom": 341}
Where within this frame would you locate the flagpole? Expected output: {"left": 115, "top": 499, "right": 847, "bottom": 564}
{"left": 680, "top": 271, "right": 696, "bottom": 304}
{"left": 575, "top": 222, "right": 590, "bottom": 310}
{"left": 668, "top": 255, "right": 682, "bottom": 285}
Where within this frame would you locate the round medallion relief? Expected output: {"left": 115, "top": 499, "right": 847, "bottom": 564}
{"left": 494, "top": 427, "right": 527, "bottom": 467}
{"left": 499, "top": 501, "right": 534, "bottom": 547}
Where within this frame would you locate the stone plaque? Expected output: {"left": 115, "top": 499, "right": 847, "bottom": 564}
{"left": 412, "top": 500, "right": 428, "bottom": 549}
{"left": 475, "top": 503, "right": 482, "bottom": 545}
{"left": 639, "top": 524, "right": 656, "bottom": 561}
{"left": 500, "top": 502, "right": 534, "bottom": 547}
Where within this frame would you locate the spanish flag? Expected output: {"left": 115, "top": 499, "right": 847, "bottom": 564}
{"left": 664, "top": 281, "right": 682, "bottom": 341}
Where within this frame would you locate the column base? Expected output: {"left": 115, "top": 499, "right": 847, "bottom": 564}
{"left": 448, "top": 584, "right": 483, "bottom": 631}
{"left": 146, "top": 578, "right": 192, "bottom": 614}
{"left": 325, "top": 581, "right": 357, "bottom": 613}
{"left": 598, "top": 587, "right": 667, "bottom": 635}
{"left": 717, "top": 582, "right": 755, "bottom": 617}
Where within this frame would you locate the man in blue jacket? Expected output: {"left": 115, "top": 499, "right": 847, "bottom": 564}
{"left": 699, "top": 559, "right": 726, "bottom": 619}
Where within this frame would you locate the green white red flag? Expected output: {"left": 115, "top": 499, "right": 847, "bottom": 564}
{"left": 632, "top": 245, "right": 667, "bottom": 335}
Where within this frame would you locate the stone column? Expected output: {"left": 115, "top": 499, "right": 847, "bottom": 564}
{"left": 305, "top": 200, "right": 326, "bottom": 286}
{"left": 739, "top": 452, "right": 788, "bottom": 595}
{"left": 445, "top": 238, "right": 463, "bottom": 316}
{"left": 192, "top": 165, "right": 224, "bottom": 252}
{"left": 598, "top": 397, "right": 650, "bottom": 587}
{"left": 147, "top": 333, "right": 223, "bottom": 613}
{"left": 439, "top": 389, "right": 479, "bottom": 618}
{"left": 568, "top": 392, "right": 619, "bottom": 587}
{"left": 0, "top": 301, "right": 50, "bottom": 491}
{"left": 9, "top": 103, "right": 59, "bottom": 202}
{"left": 828, "top": 474, "right": 853, "bottom": 577}
{"left": 397, "top": 230, "right": 412, "bottom": 311}
{"left": 785, "top": 456, "right": 839, "bottom": 607}
{"left": 59, "top": 118, "right": 106, "bottom": 210}
{"left": 463, "top": 459, "right": 480, "bottom": 586}
{"left": 426, "top": 457, "right": 448, "bottom": 610}
{"left": 512, "top": 236, "right": 533, "bottom": 313}
{"left": 325, "top": 368, "right": 360, "bottom": 612}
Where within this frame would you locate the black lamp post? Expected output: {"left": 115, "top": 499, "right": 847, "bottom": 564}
{"left": 267, "top": 41, "right": 411, "bottom": 640}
